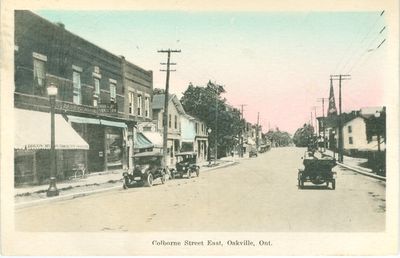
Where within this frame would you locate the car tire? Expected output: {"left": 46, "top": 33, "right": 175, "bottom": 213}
{"left": 332, "top": 179, "right": 336, "bottom": 190}
{"left": 299, "top": 179, "right": 304, "bottom": 189}
{"left": 144, "top": 173, "right": 153, "bottom": 187}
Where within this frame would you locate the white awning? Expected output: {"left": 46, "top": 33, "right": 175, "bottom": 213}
{"left": 15, "top": 109, "right": 89, "bottom": 150}
{"left": 141, "top": 132, "right": 163, "bottom": 148}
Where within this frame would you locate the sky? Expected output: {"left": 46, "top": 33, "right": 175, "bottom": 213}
{"left": 36, "top": 10, "right": 387, "bottom": 135}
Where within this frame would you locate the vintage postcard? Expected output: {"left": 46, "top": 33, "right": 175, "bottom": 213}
{"left": 1, "top": 0, "right": 399, "bottom": 256}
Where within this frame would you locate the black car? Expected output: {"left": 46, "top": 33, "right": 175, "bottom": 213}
{"left": 170, "top": 152, "right": 200, "bottom": 179}
{"left": 298, "top": 152, "right": 337, "bottom": 190}
{"left": 123, "top": 151, "right": 167, "bottom": 188}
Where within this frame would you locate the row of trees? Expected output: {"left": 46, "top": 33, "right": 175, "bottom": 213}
{"left": 157, "top": 81, "right": 295, "bottom": 157}
{"left": 292, "top": 124, "right": 315, "bottom": 147}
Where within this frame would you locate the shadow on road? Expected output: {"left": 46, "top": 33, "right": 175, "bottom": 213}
{"left": 298, "top": 185, "right": 334, "bottom": 190}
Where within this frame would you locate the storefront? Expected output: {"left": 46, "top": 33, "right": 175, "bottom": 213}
{"left": 67, "top": 115, "right": 128, "bottom": 172}
{"left": 14, "top": 109, "right": 89, "bottom": 185}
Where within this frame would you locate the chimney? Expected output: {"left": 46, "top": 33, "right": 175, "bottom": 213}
{"left": 55, "top": 22, "right": 65, "bottom": 29}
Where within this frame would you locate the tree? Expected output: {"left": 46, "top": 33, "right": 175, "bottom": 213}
{"left": 180, "top": 81, "right": 242, "bottom": 158}
{"left": 293, "top": 124, "right": 315, "bottom": 147}
{"left": 153, "top": 88, "right": 165, "bottom": 95}
{"left": 264, "top": 129, "right": 292, "bottom": 147}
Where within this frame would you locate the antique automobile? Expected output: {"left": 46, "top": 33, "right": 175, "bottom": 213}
{"left": 123, "top": 151, "right": 166, "bottom": 188}
{"left": 298, "top": 152, "right": 337, "bottom": 190}
{"left": 170, "top": 152, "right": 200, "bottom": 179}
{"left": 249, "top": 149, "right": 258, "bottom": 157}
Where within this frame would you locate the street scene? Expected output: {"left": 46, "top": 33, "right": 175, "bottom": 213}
{"left": 16, "top": 147, "right": 385, "bottom": 232}
{"left": 12, "top": 9, "right": 388, "bottom": 235}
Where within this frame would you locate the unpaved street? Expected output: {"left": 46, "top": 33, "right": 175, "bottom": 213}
{"left": 15, "top": 147, "right": 385, "bottom": 232}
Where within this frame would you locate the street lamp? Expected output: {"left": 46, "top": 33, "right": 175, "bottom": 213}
{"left": 47, "top": 83, "right": 59, "bottom": 197}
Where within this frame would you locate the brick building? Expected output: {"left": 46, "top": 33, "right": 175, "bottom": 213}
{"left": 14, "top": 11, "right": 153, "bottom": 185}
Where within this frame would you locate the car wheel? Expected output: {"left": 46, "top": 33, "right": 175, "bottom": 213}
{"left": 332, "top": 179, "right": 336, "bottom": 190}
{"left": 299, "top": 179, "right": 304, "bottom": 189}
{"left": 144, "top": 173, "right": 153, "bottom": 187}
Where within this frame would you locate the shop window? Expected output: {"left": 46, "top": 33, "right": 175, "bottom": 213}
{"left": 73, "top": 71, "right": 81, "bottom": 104}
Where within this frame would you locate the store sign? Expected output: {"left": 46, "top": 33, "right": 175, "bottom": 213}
{"left": 57, "top": 102, "right": 96, "bottom": 113}
{"left": 98, "top": 103, "right": 118, "bottom": 113}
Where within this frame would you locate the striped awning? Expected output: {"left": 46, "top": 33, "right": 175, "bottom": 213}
{"left": 134, "top": 132, "right": 153, "bottom": 149}
{"left": 15, "top": 109, "right": 89, "bottom": 150}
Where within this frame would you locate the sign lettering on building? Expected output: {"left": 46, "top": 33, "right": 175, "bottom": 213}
{"left": 97, "top": 103, "right": 118, "bottom": 113}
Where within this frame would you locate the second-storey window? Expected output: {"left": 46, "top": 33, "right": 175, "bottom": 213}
{"left": 349, "top": 137, "right": 353, "bottom": 144}
{"left": 137, "top": 94, "right": 142, "bottom": 116}
{"left": 145, "top": 96, "right": 150, "bottom": 118}
{"left": 129, "top": 92, "right": 135, "bottom": 115}
{"left": 73, "top": 71, "right": 81, "bottom": 104}
{"left": 348, "top": 125, "right": 352, "bottom": 133}
{"left": 94, "top": 78, "right": 100, "bottom": 96}
{"left": 110, "top": 83, "right": 116, "bottom": 102}
{"left": 174, "top": 115, "right": 178, "bottom": 129}
{"left": 33, "top": 58, "right": 46, "bottom": 95}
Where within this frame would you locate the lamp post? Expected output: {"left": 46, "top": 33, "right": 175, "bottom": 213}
{"left": 207, "top": 128, "right": 212, "bottom": 165}
{"left": 47, "top": 83, "right": 59, "bottom": 197}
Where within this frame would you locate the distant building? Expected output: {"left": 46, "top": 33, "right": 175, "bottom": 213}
{"left": 317, "top": 107, "right": 386, "bottom": 153}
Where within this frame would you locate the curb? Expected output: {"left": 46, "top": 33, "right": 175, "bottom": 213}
{"left": 15, "top": 185, "right": 122, "bottom": 210}
{"left": 15, "top": 161, "right": 239, "bottom": 209}
{"left": 337, "top": 162, "right": 386, "bottom": 182}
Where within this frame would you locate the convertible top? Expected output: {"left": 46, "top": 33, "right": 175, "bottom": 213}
{"left": 175, "top": 152, "right": 197, "bottom": 156}
{"left": 133, "top": 151, "right": 163, "bottom": 157}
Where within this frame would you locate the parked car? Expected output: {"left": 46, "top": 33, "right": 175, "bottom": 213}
{"left": 123, "top": 151, "right": 167, "bottom": 188}
{"left": 249, "top": 149, "right": 258, "bottom": 157}
{"left": 298, "top": 151, "right": 337, "bottom": 190}
{"left": 170, "top": 152, "right": 200, "bottom": 179}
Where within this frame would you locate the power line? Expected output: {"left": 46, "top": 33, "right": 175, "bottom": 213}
{"left": 337, "top": 11, "right": 384, "bottom": 74}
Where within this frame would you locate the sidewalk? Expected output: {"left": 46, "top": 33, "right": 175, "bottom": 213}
{"left": 319, "top": 149, "right": 385, "bottom": 181}
{"left": 15, "top": 158, "right": 238, "bottom": 207}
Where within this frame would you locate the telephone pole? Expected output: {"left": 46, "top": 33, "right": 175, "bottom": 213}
{"left": 311, "top": 106, "right": 318, "bottom": 136}
{"left": 317, "top": 97, "right": 328, "bottom": 152}
{"left": 331, "top": 74, "right": 351, "bottom": 163}
{"left": 158, "top": 49, "right": 181, "bottom": 169}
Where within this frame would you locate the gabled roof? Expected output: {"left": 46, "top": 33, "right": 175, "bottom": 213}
{"left": 152, "top": 94, "right": 186, "bottom": 115}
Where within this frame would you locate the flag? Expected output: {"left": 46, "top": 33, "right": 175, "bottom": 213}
{"left": 327, "top": 77, "right": 337, "bottom": 116}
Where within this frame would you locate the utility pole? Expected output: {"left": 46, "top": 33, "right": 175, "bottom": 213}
{"left": 256, "top": 112, "right": 260, "bottom": 150}
{"left": 158, "top": 49, "right": 181, "bottom": 169}
{"left": 214, "top": 96, "right": 218, "bottom": 165}
{"left": 311, "top": 106, "right": 318, "bottom": 135}
{"left": 317, "top": 97, "right": 328, "bottom": 152}
{"left": 331, "top": 74, "right": 351, "bottom": 163}
{"left": 238, "top": 104, "right": 247, "bottom": 157}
